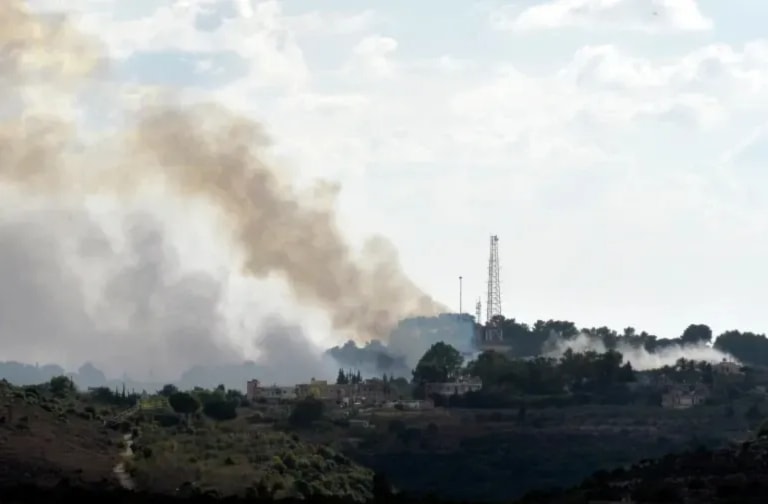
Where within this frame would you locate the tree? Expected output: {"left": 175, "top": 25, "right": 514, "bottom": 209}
{"left": 289, "top": 397, "right": 324, "bottom": 427}
{"left": 203, "top": 399, "right": 238, "bottom": 421}
{"left": 336, "top": 369, "right": 348, "bottom": 385}
{"left": 681, "top": 324, "right": 712, "bottom": 346}
{"left": 467, "top": 351, "right": 510, "bottom": 387}
{"left": 49, "top": 375, "right": 74, "bottom": 397}
{"left": 158, "top": 384, "right": 178, "bottom": 397}
{"left": 168, "top": 392, "right": 200, "bottom": 418}
{"left": 714, "top": 330, "right": 768, "bottom": 367}
{"left": 412, "top": 342, "right": 464, "bottom": 384}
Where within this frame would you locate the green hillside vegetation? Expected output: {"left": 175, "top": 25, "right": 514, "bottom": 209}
{"left": 5, "top": 331, "right": 768, "bottom": 502}
{"left": 0, "top": 378, "right": 375, "bottom": 501}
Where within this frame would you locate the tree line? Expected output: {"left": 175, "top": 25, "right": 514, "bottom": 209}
{"left": 486, "top": 317, "right": 768, "bottom": 367}
{"left": 411, "top": 341, "right": 635, "bottom": 401}
{"left": 409, "top": 335, "right": 768, "bottom": 413}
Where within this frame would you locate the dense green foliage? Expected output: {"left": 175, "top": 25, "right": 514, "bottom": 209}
{"left": 336, "top": 369, "right": 362, "bottom": 385}
{"left": 412, "top": 342, "right": 464, "bottom": 384}
{"left": 289, "top": 398, "right": 325, "bottom": 427}
{"left": 486, "top": 317, "right": 768, "bottom": 370}
{"left": 168, "top": 392, "right": 201, "bottom": 416}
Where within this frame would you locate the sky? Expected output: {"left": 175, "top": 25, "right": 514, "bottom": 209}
{"left": 21, "top": 0, "right": 768, "bottom": 346}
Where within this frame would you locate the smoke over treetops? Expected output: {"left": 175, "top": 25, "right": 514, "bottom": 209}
{"left": 0, "top": 1, "right": 443, "bottom": 380}
{"left": 543, "top": 332, "right": 736, "bottom": 371}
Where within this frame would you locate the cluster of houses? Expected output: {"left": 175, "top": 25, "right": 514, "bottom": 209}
{"left": 245, "top": 359, "right": 744, "bottom": 412}
{"left": 246, "top": 376, "right": 482, "bottom": 409}
{"left": 659, "top": 359, "right": 743, "bottom": 410}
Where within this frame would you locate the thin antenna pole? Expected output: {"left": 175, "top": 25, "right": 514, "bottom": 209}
{"left": 459, "top": 276, "right": 463, "bottom": 314}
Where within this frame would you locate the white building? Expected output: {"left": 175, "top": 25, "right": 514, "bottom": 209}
{"left": 246, "top": 379, "right": 297, "bottom": 401}
{"left": 662, "top": 386, "right": 709, "bottom": 409}
{"left": 425, "top": 377, "right": 482, "bottom": 397}
{"left": 714, "top": 359, "right": 742, "bottom": 375}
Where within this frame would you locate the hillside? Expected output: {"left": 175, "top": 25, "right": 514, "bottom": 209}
{"left": 294, "top": 401, "right": 755, "bottom": 501}
{"left": 0, "top": 379, "right": 375, "bottom": 501}
{"left": 519, "top": 436, "right": 768, "bottom": 503}
{"left": 0, "top": 379, "right": 118, "bottom": 488}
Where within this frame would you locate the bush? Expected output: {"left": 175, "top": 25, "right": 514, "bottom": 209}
{"left": 202, "top": 400, "right": 238, "bottom": 421}
{"left": 168, "top": 392, "right": 200, "bottom": 416}
{"left": 289, "top": 398, "right": 325, "bottom": 427}
{"left": 49, "top": 376, "right": 74, "bottom": 398}
{"left": 154, "top": 413, "right": 181, "bottom": 427}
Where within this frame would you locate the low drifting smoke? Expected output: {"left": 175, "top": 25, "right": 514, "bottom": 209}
{"left": 543, "top": 332, "right": 738, "bottom": 370}
{"left": 0, "top": 207, "right": 338, "bottom": 383}
{"left": 0, "top": 1, "right": 444, "bottom": 382}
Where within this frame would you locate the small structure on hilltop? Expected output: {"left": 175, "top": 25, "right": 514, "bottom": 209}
{"left": 714, "top": 359, "right": 743, "bottom": 375}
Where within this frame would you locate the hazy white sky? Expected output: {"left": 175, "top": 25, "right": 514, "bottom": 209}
{"left": 26, "top": 0, "right": 768, "bottom": 341}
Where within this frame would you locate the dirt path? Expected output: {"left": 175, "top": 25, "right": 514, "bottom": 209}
{"left": 113, "top": 433, "right": 135, "bottom": 490}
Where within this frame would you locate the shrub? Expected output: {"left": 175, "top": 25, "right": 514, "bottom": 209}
{"left": 289, "top": 398, "right": 324, "bottom": 427}
{"left": 168, "top": 392, "right": 200, "bottom": 416}
{"left": 49, "top": 376, "right": 74, "bottom": 398}
{"left": 202, "top": 400, "right": 238, "bottom": 421}
{"left": 154, "top": 414, "right": 181, "bottom": 427}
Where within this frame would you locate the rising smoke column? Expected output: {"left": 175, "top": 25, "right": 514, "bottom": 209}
{"left": 0, "top": 0, "right": 443, "bottom": 352}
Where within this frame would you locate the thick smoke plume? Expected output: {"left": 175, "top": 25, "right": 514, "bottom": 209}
{"left": 0, "top": 0, "right": 442, "bottom": 380}
{"left": 544, "top": 332, "right": 737, "bottom": 370}
{"left": 0, "top": 209, "right": 242, "bottom": 380}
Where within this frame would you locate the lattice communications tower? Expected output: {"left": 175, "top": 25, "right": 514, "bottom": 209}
{"left": 485, "top": 235, "right": 503, "bottom": 341}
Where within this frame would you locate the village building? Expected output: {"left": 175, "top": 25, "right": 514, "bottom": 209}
{"left": 389, "top": 399, "right": 434, "bottom": 410}
{"left": 661, "top": 384, "right": 710, "bottom": 409}
{"left": 247, "top": 377, "right": 393, "bottom": 405}
{"left": 246, "top": 379, "right": 297, "bottom": 402}
{"left": 425, "top": 377, "right": 482, "bottom": 397}
{"left": 714, "top": 359, "right": 742, "bottom": 375}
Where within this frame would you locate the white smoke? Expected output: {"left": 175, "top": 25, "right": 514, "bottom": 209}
{"left": 543, "top": 331, "right": 739, "bottom": 370}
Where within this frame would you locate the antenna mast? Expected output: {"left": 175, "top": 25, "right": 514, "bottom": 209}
{"left": 475, "top": 298, "right": 482, "bottom": 323}
{"left": 485, "top": 235, "right": 503, "bottom": 341}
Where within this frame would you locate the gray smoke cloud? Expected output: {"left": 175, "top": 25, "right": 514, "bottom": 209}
{"left": 0, "top": 1, "right": 444, "bottom": 382}
{"left": 0, "top": 208, "right": 231, "bottom": 379}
